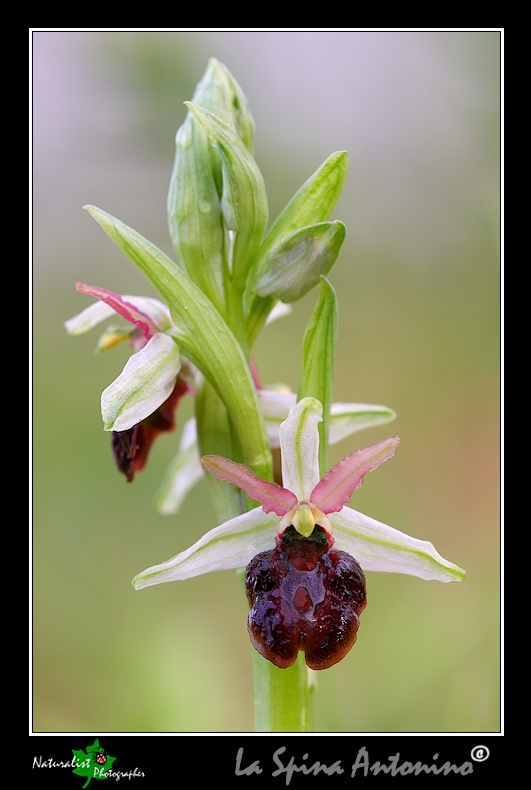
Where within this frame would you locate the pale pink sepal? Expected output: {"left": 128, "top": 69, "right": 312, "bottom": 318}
{"left": 76, "top": 282, "right": 159, "bottom": 340}
{"left": 310, "top": 436, "right": 400, "bottom": 514}
{"left": 201, "top": 455, "right": 297, "bottom": 515}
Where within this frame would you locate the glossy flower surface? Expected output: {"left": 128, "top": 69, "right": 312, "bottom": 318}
{"left": 245, "top": 526, "right": 367, "bottom": 669}
{"left": 133, "top": 398, "right": 465, "bottom": 668}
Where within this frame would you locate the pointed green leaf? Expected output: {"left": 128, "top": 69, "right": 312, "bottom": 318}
{"left": 218, "top": 61, "right": 255, "bottom": 154}
{"left": 192, "top": 59, "right": 255, "bottom": 151}
{"left": 84, "top": 205, "right": 272, "bottom": 482}
{"left": 251, "top": 150, "right": 348, "bottom": 284}
{"left": 298, "top": 276, "right": 338, "bottom": 475}
{"left": 245, "top": 152, "right": 347, "bottom": 341}
{"left": 167, "top": 115, "right": 226, "bottom": 313}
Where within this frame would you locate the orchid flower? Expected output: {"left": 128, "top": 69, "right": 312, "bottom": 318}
{"left": 65, "top": 283, "right": 189, "bottom": 480}
{"left": 134, "top": 398, "right": 465, "bottom": 669}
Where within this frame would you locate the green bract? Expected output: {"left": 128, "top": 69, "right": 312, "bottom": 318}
{"left": 246, "top": 150, "right": 349, "bottom": 344}
{"left": 255, "top": 222, "right": 346, "bottom": 303}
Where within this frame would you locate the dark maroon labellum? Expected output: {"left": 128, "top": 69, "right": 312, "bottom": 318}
{"left": 245, "top": 526, "right": 366, "bottom": 670}
{"left": 111, "top": 377, "right": 189, "bottom": 482}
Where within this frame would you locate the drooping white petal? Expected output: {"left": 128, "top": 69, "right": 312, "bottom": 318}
{"left": 101, "top": 332, "right": 181, "bottom": 431}
{"left": 311, "top": 437, "right": 400, "bottom": 514}
{"left": 133, "top": 508, "right": 279, "bottom": 589}
{"left": 279, "top": 397, "right": 322, "bottom": 500}
{"left": 154, "top": 418, "right": 203, "bottom": 515}
{"left": 329, "top": 507, "right": 466, "bottom": 582}
{"left": 329, "top": 402, "right": 397, "bottom": 444}
{"left": 201, "top": 455, "right": 298, "bottom": 515}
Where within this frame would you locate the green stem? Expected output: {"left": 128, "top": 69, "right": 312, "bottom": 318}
{"left": 195, "top": 379, "right": 244, "bottom": 523}
{"left": 253, "top": 651, "right": 317, "bottom": 732}
{"left": 225, "top": 279, "right": 250, "bottom": 359}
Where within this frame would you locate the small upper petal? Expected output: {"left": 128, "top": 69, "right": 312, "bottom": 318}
{"left": 201, "top": 455, "right": 297, "bottom": 515}
{"left": 311, "top": 436, "right": 400, "bottom": 514}
{"left": 75, "top": 283, "right": 161, "bottom": 338}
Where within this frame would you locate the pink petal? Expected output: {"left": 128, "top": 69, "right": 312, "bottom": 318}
{"left": 201, "top": 455, "right": 298, "bottom": 516}
{"left": 310, "top": 437, "right": 400, "bottom": 514}
{"left": 76, "top": 283, "right": 157, "bottom": 339}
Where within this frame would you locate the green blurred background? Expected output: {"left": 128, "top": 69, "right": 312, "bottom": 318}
{"left": 33, "top": 31, "right": 500, "bottom": 733}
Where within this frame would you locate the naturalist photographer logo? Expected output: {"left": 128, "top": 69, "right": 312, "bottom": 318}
{"left": 32, "top": 739, "right": 145, "bottom": 786}
{"left": 71, "top": 739, "right": 116, "bottom": 787}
